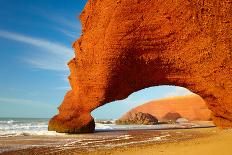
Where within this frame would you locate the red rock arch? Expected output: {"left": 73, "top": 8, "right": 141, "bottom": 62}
{"left": 49, "top": 0, "right": 232, "bottom": 133}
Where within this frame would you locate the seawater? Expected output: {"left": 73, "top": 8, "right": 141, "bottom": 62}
{"left": 0, "top": 118, "right": 214, "bottom": 138}
{"left": 0, "top": 118, "right": 62, "bottom": 137}
{"left": 0, "top": 118, "right": 215, "bottom": 154}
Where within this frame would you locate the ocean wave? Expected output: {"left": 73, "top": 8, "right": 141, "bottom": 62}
{"left": 0, "top": 118, "right": 213, "bottom": 138}
{"left": 0, "top": 124, "right": 48, "bottom": 130}
{"left": 0, "top": 120, "right": 17, "bottom": 124}
{"left": 95, "top": 123, "right": 113, "bottom": 130}
{"left": 0, "top": 118, "right": 54, "bottom": 137}
{"left": 0, "top": 130, "right": 64, "bottom": 138}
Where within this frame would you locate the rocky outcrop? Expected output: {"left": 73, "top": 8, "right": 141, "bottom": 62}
{"left": 49, "top": 0, "right": 232, "bottom": 133}
{"left": 163, "top": 112, "right": 182, "bottom": 122}
{"left": 119, "top": 95, "right": 211, "bottom": 123}
{"left": 116, "top": 112, "right": 158, "bottom": 125}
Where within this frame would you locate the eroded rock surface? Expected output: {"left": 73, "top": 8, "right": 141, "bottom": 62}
{"left": 49, "top": 0, "right": 232, "bottom": 133}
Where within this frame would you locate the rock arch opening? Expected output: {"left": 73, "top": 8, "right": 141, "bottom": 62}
{"left": 92, "top": 86, "right": 212, "bottom": 127}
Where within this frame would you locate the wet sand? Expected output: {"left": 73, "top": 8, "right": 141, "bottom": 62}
{"left": 99, "top": 128, "right": 232, "bottom": 155}
{"left": 1, "top": 127, "right": 229, "bottom": 155}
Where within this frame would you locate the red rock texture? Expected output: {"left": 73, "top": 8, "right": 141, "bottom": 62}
{"left": 49, "top": 0, "right": 232, "bottom": 133}
{"left": 120, "top": 95, "right": 212, "bottom": 122}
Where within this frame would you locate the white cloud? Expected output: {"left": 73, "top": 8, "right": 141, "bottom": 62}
{"left": 24, "top": 56, "right": 69, "bottom": 71}
{"left": 52, "top": 18, "right": 81, "bottom": 39}
{"left": 164, "top": 87, "right": 193, "bottom": 98}
{"left": 31, "top": 6, "right": 81, "bottom": 29}
{"left": 0, "top": 97, "right": 55, "bottom": 108}
{"left": 0, "top": 30, "right": 74, "bottom": 71}
{"left": 0, "top": 30, "right": 72, "bottom": 56}
{"left": 56, "top": 28, "right": 79, "bottom": 39}
{"left": 50, "top": 15, "right": 81, "bottom": 30}
{"left": 34, "top": 8, "right": 81, "bottom": 39}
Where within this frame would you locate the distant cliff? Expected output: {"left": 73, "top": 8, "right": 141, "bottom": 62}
{"left": 118, "top": 95, "right": 211, "bottom": 122}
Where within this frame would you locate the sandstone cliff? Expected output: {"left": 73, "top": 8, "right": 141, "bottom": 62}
{"left": 119, "top": 94, "right": 211, "bottom": 123}
{"left": 49, "top": 0, "right": 232, "bottom": 133}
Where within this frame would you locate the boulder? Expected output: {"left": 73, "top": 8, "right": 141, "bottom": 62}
{"left": 116, "top": 112, "right": 158, "bottom": 125}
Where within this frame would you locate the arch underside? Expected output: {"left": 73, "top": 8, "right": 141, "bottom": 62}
{"left": 48, "top": 0, "right": 232, "bottom": 133}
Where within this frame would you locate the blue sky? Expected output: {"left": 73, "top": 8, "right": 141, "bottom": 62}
{"left": 0, "top": 0, "right": 192, "bottom": 119}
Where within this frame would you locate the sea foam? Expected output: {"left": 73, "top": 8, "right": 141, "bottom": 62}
{"left": 0, "top": 118, "right": 64, "bottom": 137}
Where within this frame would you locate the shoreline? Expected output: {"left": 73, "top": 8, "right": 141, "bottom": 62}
{"left": 88, "top": 128, "right": 232, "bottom": 155}
{"left": 1, "top": 127, "right": 230, "bottom": 155}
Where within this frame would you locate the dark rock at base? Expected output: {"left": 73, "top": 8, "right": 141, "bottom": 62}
{"left": 116, "top": 112, "right": 158, "bottom": 125}
{"left": 48, "top": 114, "right": 95, "bottom": 134}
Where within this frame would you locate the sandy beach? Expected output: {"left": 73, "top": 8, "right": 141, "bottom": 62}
{"left": 92, "top": 128, "right": 232, "bottom": 155}
{"left": 1, "top": 126, "right": 232, "bottom": 155}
